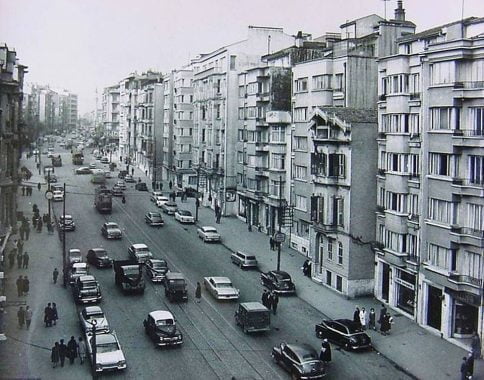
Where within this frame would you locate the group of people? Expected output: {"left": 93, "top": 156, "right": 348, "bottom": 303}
{"left": 16, "top": 306, "right": 33, "bottom": 329}
{"left": 353, "top": 304, "right": 392, "bottom": 334}
{"left": 261, "top": 290, "right": 279, "bottom": 314}
{"left": 16, "top": 275, "right": 30, "bottom": 297}
{"left": 302, "top": 259, "right": 312, "bottom": 277}
{"left": 44, "top": 303, "right": 58, "bottom": 327}
{"left": 269, "top": 237, "right": 281, "bottom": 251}
{"left": 8, "top": 240, "right": 29, "bottom": 270}
{"left": 20, "top": 186, "right": 33, "bottom": 196}
{"left": 51, "top": 336, "right": 87, "bottom": 368}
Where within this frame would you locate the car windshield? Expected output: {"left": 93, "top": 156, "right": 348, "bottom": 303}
{"left": 167, "top": 279, "right": 185, "bottom": 288}
{"left": 301, "top": 360, "right": 324, "bottom": 373}
{"left": 82, "top": 281, "right": 97, "bottom": 288}
{"left": 246, "top": 256, "right": 256, "bottom": 260}
{"left": 87, "top": 312, "right": 104, "bottom": 320}
{"left": 107, "top": 223, "right": 118, "bottom": 228}
{"left": 124, "top": 267, "right": 140, "bottom": 276}
{"left": 166, "top": 202, "right": 177, "bottom": 207}
{"left": 155, "top": 318, "right": 174, "bottom": 326}
{"left": 205, "top": 228, "right": 217, "bottom": 233}
{"left": 216, "top": 282, "right": 233, "bottom": 288}
{"left": 96, "top": 342, "right": 119, "bottom": 354}
{"left": 179, "top": 211, "right": 191, "bottom": 216}
{"left": 152, "top": 261, "right": 167, "bottom": 269}
{"left": 70, "top": 251, "right": 81, "bottom": 258}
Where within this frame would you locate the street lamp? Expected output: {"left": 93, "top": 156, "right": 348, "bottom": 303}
{"left": 62, "top": 182, "right": 67, "bottom": 288}
{"left": 86, "top": 318, "right": 98, "bottom": 379}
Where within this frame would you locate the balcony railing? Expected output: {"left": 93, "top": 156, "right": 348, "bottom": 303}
{"left": 452, "top": 129, "right": 484, "bottom": 137}
{"left": 453, "top": 81, "right": 484, "bottom": 89}
{"left": 448, "top": 274, "right": 482, "bottom": 288}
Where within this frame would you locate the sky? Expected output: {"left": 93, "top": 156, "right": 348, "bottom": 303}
{"left": 1, "top": 0, "right": 482, "bottom": 115}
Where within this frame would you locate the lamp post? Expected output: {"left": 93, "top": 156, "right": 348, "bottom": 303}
{"left": 62, "top": 182, "right": 67, "bottom": 288}
{"left": 47, "top": 171, "right": 51, "bottom": 222}
{"left": 86, "top": 318, "right": 98, "bottom": 379}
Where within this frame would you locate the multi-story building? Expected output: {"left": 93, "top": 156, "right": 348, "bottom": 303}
{"left": 101, "top": 85, "right": 120, "bottom": 148}
{"left": 161, "top": 72, "right": 174, "bottom": 181}
{"left": 136, "top": 82, "right": 156, "bottom": 177}
{"left": 192, "top": 26, "right": 294, "bottom": 215}
{"left": 291, "top": 3, "right": 415, "bottom": 297}
{"left": 375, "top": 16, "right": 484, "bottom": 351}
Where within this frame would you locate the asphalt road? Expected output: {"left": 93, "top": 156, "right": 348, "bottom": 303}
{"left": 7, "top": 144, "right": 413, "bottom": 380}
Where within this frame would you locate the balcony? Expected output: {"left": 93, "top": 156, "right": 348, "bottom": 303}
{"left": 255, "top": 166, "right": 269, "bottom": 177}
{"left": 453, "top": 81, "right": 484, "bottom": 99}
{"left": 450, "top": 226, "right": 484, "bottom": 248}
{"left": 255, "top": 142, "right": 269, "bottom": 152}
{"left": 313, "top": 221, "right": 340, "bottom": 234}
{"left": 452, "top": 129, "right": 483, "bottom": 148}
{"left": 451, "top": 177, "right": 484, "bottom": 198}
{"left": 449, "top": 274, "right": 482, "bottom": 289}
{"left": 311, "top": 174, "right": 346, "bottom": 187}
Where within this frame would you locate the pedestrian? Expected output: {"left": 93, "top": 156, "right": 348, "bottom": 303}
{"left": 270, "top": 237, "right": 274, "bottom": 251}
{"left": 16, "top": 275, "right": 23, "bottom": 297}
{"left": 386, "top": 313, "right": 394, "bottom": 334}
{"left": 381, "top": 313, "right": 391, "bottom": 336}
{"left": 44, "top": 303, "right": 53, "bottom": 327}
{"left": 302, "top": 259, "right": 309, "bottom": 275}
{"left": 78, "top": 336, "right": 86, "bottom": 364}
{"left": 461, "top": 356, "right": 469, "bottom": 380}
{"left": 307, "top": 261, "right": 312, "bottom": 277}
{"left": 51, "top": 342, "right": 60, "bottom": 368}
{"left": 378, "top": 303, "right": 387, "bottom": 333}
{"left": 22, "top": 252, "right": 29, "bottom": 269}
{"left": 471, "top": 332, "right": 481, "bottom": 359}
{"left": 21, "top": 186, "right": 25, "bottom": 196}
{"left": 25, "top": 306, "right": 33, "bottom": 329}
{"left": 27, "top": 186, "right": 32, "bottom": 196}
{"left": 319, "top": 339, "right": 332, "bottom": 364}
{"left": 47, "top": 222, "right": 54, "bottom": 234}
{"left": 368, "top": 308, "right": 377, "bottom": 331}
{"left": 131, "top": 168, "right": 134, "bottom": 175}
{"left": 160, "top": 182, "right": 163, "bottom": 191}
{"left": 271, "top": 292, "right": 279, "bottom": 315}
{"left": 67, "top": 336, "right": 78, "bottom": 364}
{"left": 32, "top": 215, "right": 38, "bottom": 229}
{"left": 22, "top": 276, "right": 30, "bottom": 296}
{"left": 52, "top": 303, "right": 58, "bottom": 325}
{"left": 169, "top": 180, "right": 172, "bottom": 189}
{"left": 467, "top": 352, "right": 474, "bottom": 378}
{"left": 37, "top": 182, "right": 41, "bottom": 191}
{"left": 8, "top": 251, "right": 15, "bottom": 269}
{"left": 58, "top": 339, "right": 67, "bottom": 367}
{"left": 19, "top": 225, "right": 25, "bottom": 240}
{"left": 262, "top": 290, "right": 268, "bottom": 308}
{"left": 266, "top": 291, "right": 273, "bottom": 312}
{"left": 24, "top": 222, "right": 30, "bottom": 240}
{"left": 17, "top": 306, "right": 25, "bottom": 328}
{"left": 37, "top": 219, "right": 43, "bottom": 233}
{"left": 216, "top": 210, "right": 221, "bottom": 224}
{"left": 17, "top": 250, "right": 23, "bottom": 269}
{"left": 53, "top": 268, "right": 59, "bottom": 284}
{"left": 359, "top": 307, "right": 367, "bottom": 330}
{"left": 353, "top": 306, "right": 360, "bottom": 327}
{"left": 195, "top": 282, "right": 201, "bottom": 303}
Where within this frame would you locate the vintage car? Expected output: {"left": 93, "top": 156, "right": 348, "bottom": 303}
{"left": 230, "top": 251, "right": 258, "bottom": 269}
{"left": 101, "top": 222, "right": 122, "bottom": 239}
{"left": 271, "top": 342, "right": 326, "bottom": 379}
{"left": 314, "top": 319, "right": 372, "bottom": 351}
{"left": 58, "top": 215, "right": 76, "bottom": 231}
{"left": 260, "top": 270, "right": 296, "bottom": 295}
{"left": 203, "top": 277, "right": 239, "bottom": 300}
{"left": 143, "top": 310, "right": 183, "bottom": 347}
{"left": 128, "top": 243, "right": 153, "bottom": 264}
{"left": 89, "top": 162, "right": 97, "bottom": 169}
{"left": 234, "top": 302, "right": 270, "bottom": 334}
{"left": 174, "top": 210, "right": 195, "bottom": 224}
{"left": 100, "top": 157, "right": 109, "bottom": 164}
{"left": 145, "top": 259, "right": 169, "bottom": 282}
{"left": 75, "top": 167, "right": 92, "bottom": 175}
{"left": 86, "top": 331, "right": 127, "bottom": 373}
{"left": 164, "top": 272, "right": 188, "bottom": 302}
{"left": 68, "top": 248, "right": 82, "bottom": 266}
{"left": 72, "top": 275, "right": 102, "bottom": 304}
{"left": 150, "top": 191, "right": 163, "bottom": 201}
{"left": 161, "top": 201, "right": 178, "bottom": 215}
{"left": 155, "top": 196, "right": 170, "bottom": 208}
{"left": 135, "top": 182, "right": 148, "bottom": 191}
{"left": 87, "top": 248, "right": 113, "bottom": 268}
{"left": 124, "top": 175, "right": 135, "bottom": 183}
{"left": 111, "top": 185, "right": 124, "bottom": 197}
{"left": 115, "top": 181, "right": 126, "bottom": 190}
{"left": 79, "top": 306, "right": 110, "bottom": 333}
{"left": 53, "top": 190, "right": 64, "bottom": 201}
{"left": 145, "top": 212, "right": 164, "bottom": 227}
{"left": 197, "top": 226, "right": 221, "bottom": 243}
{"left": 69, "top": 262, "right": 88, "bottom": 285}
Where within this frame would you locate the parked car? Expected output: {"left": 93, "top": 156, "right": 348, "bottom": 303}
{"left": 135, "top": 182, "right": 148, "bottom": 191}
{"left": 145, "top": 212, "right": 164, "bottom": 227}
{"left": 197, "top": 226, "right": 221, "bottom": 242}
{"left": 85, "top": 331, "right": 127, "bottom": 373}
{"left": 314, "top": 319, "right": 372, "bottom": 351}
{"left": 115, "top": 181, "right": 126, "bottom": 190}
{"left": 161, "top": 201, "right": 178, "bottom": 215}
{"left": 101, "top": 222, "right": 122, "bottom": 239}
{"left": 124, "top": 175, "right": 135, "bottom": 183}
{"left": 174, "top": 210, "right": 195, "bottom": 224}
{"left": 143, "top": 310, "right": 183, "bottom": 347}
{"left": 89, "top": 162, "right": 97, "bottom": 169}
{"left": 104, "top": 171, "right": 112, "bottom": 178}
{"left": 234, "top": 302, "right": 270, "bottom": 334}
{"left": 75, "top": 167, "right": 91, "bottom": 175}
{"left": 111, "top": 185, "right": 124, "bottom": 197}
{"left": 203, "top": 277, "right": 239, "bottom": 300}
{"left": 118, "top": 170, "right": 128, "bottom": 179}
{"left": 69, "top": 262, "right": 88, "bottom": 285}
{"left": 155, "top": 196, "right": 170, "bottom": 208}
{"left": 72, "top": 275, "right": 102, "bottom": 304}
{"left": 100, "top": 157, "right": 109, "bottom": 164}
{"left": 231, "top": 251, "right": 257, "bottom": 269}
{"left": 145, "top": 259, "right": 169, "bottom": 283}
{"left": 52, "top": 190, "right": 64, "bottom": 201}
{"left": 47, "top": 174, "right": 58, "bottom": 183}
{"left": 271, "top": 342, "right": 326, "bottom": 379}
{"left": 59, "top": 215, "right": 76, "bottom": 231}
{"left": 260, "top": 270, "right": 296, "bottom": 295}
{"left": 150, "top": 191, "right": 163, "bottom": 201}
{"left": 128, "top": 243, "right": 153, "bottom": 264}
{"left": 79, "top": 306, "right": 110, "bottom": 333}
{"left": 87, "top": 248, "right": 113, "bottom": 268}
{"left": 68, "top": 248, "right": 82, "bottom": 266}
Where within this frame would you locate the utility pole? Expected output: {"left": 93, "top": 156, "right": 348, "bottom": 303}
{"left": 62, "top": 182, "right": 67, "bottom": 287}
{"left": 88, "top": 319, "right": 98, "bottom": 380}
{"left": 47, "top": 171, "right": 51, "bottom": 222}
{"left": 277, "top": 175, "right": 283, "bottom": 271}
{"left": 195, "top": 166, "right": 200, "bottom": 222}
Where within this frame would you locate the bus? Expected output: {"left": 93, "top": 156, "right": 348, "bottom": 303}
{"left": 94, "top": 186, "right": 112, "bottom": 213}
{"left": 91, "top": 169, "right": 106, "bottom": 185}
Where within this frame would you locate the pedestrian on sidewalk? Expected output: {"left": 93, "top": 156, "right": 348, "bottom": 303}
{"left": 262, "top": 290, "right": 268, "bottom": 308}
{"left": 37, "top": 182, "right": 41, "bottom": 191}
{"left": 24, "top": 222, "right": 30, "bottom": 240}
{"left": 131, "top": 168, "right": 134, "bottom": 176}
{"left": 466, "top": 352, "right": 474, "bottom": 378}
{"left": 471, "top": 332, "right": 481, "bottom": 359}
{"left": 52, "top": 303, "right": 58, "bottom": 325}
{"left": 353, "top": 306, "right": 360, "bottom": 328}
{"left": 44, "top": 303, "right": 53, "bottom": 327}
{"left": 195, "top": 282, "right": 201, "bottom": 303}
{"left": 271, "top": 292, "right": 279, "bottom": 315}
{"left": 266, "top": 292, "right": 273, "bottom": 312}
{"left": 269, "top": 237, "right": 274, "bottom": 251}
{"left": 17, "top": 306, "right": 25, "bottom": 328}
{"left": 8, "top": 251, "right": 15, "bottom": 269}
{"left": 22, "top": 276, "right": 30, "bottom": 296}
{"left": 51, "top": 342, "right": 60, "bottom": 368}
{"left": 160, "top": 182, "right": 163, "bottom": 191}
{"left": 21, "top": 186, "right": 26, "bottom": 196}
{"left": 19, "top": 225, "right": 25, "bottom": 240}
{"left": 216, "top": 210, "right": 221, "bottom": 224}
{"left": 16, "top": 275, "right": 24, "bottom": 297}
{"left": 17, "top": 239, "right": 23, "bottom": 255}
{"left": 32, "top": 215, "right": 38, "bottom": 229}
{"left": 25, "top": 306, "right": 33, "bottom": 329}
{"left": 302, "top": 259, "right": 309, "bottom": 276}
{"left": 47, "top": 222, "right": 54, "bottom": 234}
{"left": 368, "top": 308, "right": 377, "bottom": 331}
{"left": 378, "top": 304, "right": 387, "bottom": 333}
{"left": 37, "top": 219, "right": 43, "bottom": 233}
{"left": 319, "top": 339, "right": 332, "bottom": 364}
{"left": 53, "top": 268, "right": 59, "bottom": 284}
{"left": 461, "top": 356, "right": 469, "bottom": 380}
{"left": 67, "top": 336, "right": 78, "bottom": 364}
{"left": 169, "top": 180, "right": 172, "bottom": 190}
{"left": 58, "top": 339, "right": 67, "bottom": 367}
{"left": 359, "top": 307, "right": 367, "bottom": 330}
{"left": 22, "top": 252, "right": 29, "bottom": 269}
{"left": 78, "top": 336, "right": 86, "bottom": 364}
{"left": 17, "top": 249, "right": 23, "bottom": 269}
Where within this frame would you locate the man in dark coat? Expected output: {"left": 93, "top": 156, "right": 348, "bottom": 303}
{"left": 22, "top": 276, "right": 30, "bottom": 296}
{"left": 17, "top": 306, "right": 25, "bottom": 329}
{"left": 44, "top": 303, "right": 53, "bottom": 327}
{"left": 24, "top": 222, "right": 30, "bottom": 240}
{"left": 269, "top": 237, "right": 274, "bottom": 251}
{"left": 37, "top": 182, "right": 41, "bottom": 191}
{"left": 261, "top": 290, "right": 268, "bottom": 308}
{"left": 16, "top": 275, "right": 23, "bottom": 297}
{"left": 23, "top": 252, "right": 29, "bottom": 269}
{"left": 51, "top": 342, "right": 60, "bottom": 368}
{"left": 378, "top": 304, "right": 387, "bottom": 332}
{"left": 17, "top": 249, "right": 23, "bottom": 269}
{"left": 271, "top": 292, "right": 279, "bottom": 315}
{"left": 266, "top": 292, "right": 273, "bottom": 311}
{"left": 319, "top": 339, "right": 332, "bottom": 364}
{"left": 58, "top": 339, "right": 68, "bottom": 367}
{"left": 353, "top": 307, "right": 360, "bottom": 327}
{"left": 466, "top": 353, "right": 474, "bottom": 378}
{"left": 21, "top": 186, "right": 25, "bottom": 196}
{"left": 53, "top": 268, "right": 59, "bottom": 284}
{"left": 67, "top": 336, "right": 78, "bottom": 364}
{"left": 460, "top": 357, "right": 469, "bottom": 380}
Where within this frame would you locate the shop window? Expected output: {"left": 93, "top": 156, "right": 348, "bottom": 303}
{"left": 454, "top": 303, "right": 478, "bottom": 336}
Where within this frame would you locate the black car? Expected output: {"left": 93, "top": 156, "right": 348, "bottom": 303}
{"left": 143, "top": 310, "right": 183, "bottom": 347}
{"left": 271, "top": 342, "right": 326, "bottom": 379}
{"left": 124, "top": 175, "right": 136, "bottom": 183}
{"left": 58, "top": 215, "right": 76, "bottom": 231}
{"left": 118, "top": 170, "right": 128, "bottom": 179}
{"left": 260, "top": 270, "right": 296, "bottom": 295}
{"left": 145, "top": 259, "right": 169, "bottom": 283}
{"left": 145, "top": 212, "right": 164, "bottom": 227}
{"left": 86, "top": 248, "right": 113, "bottom": 268}
{"left": 135, "top": 182, "right": 148, "bottom": 191}
{"left": 315, "top": 319, "right": 372, "bottom": 351}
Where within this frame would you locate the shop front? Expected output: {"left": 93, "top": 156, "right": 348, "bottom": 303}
{"left": 446, "top": 288, "right": 481, "bottom": 338}
{"left": 395, "top": 268, "right": 417, "bottom": 316}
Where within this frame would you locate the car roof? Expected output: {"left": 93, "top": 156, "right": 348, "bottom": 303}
{"left": 72, "top": 262, "right": 87, "bottom": 268}
{"left": 148, "top": 212, "right": 162, "bottom": 216}
{"left": 94, "top": 332, "right": 117, "bottom": 344}
{"left": 166, "top": 272, "right": 184, "bottom": 280}
{"left": 105, "top": 222, "right": 118, "bottom": 227}
{"left": 84, "top": 306, "right": 102, "bottom": 314}
{"left": 79, "top": 275, "right": 96, "bottom": 281}
{"left": 62, "top": 215, "right": 73, "bottom": 218}
{"left": 178, "top": 210, "right": 191, "bottom": 215}
{"left": 132, "top": 243, "right": 148, "bottom": 249}
{"left": 333, "top": 319, "right": 362, "bottom": 330}
{"left": 90, "top": 248, "right": 106, "bottom": 253}
{"left": 202, "top": 226, "right": 217, "bottom": 231}
{"left": 270, "top": 270, "right": 291, "bottom": 279}
{"left": 149, "top": 310, "right": 174, "bottom": 321}
{"left": 207, "top": 276, "right": 231, "bottom": 283}
{"left": 286, "top": 343, "right": 317, "bottom": 358}
{"left": 240, "top": 302, "right": 268, "bottom": 311}
{"left": 69, "top": 249, "right": 81, "bottom": 253}
{"left": 148, "top": 259, "right": 166, "bottom": 264}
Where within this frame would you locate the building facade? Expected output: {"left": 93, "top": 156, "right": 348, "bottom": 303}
{"left": 101, "top": 85, "right": 120, "bottom": 149}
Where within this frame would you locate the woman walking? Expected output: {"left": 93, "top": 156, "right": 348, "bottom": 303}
{"left": 78, "top": 336, "right": 87, "bottom": 364}
{"left": 52, "top": 303, "right": 58, "bottom": 325}
{"left": 368, "top": 308, "right": 377, "bottom": 331}
{"left": 359, "top": 307, "right": 367, "bottom": 330}
{"left": 51, "top": 342, "right": 60, "bottom": 368}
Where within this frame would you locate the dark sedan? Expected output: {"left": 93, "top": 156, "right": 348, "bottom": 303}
{"left": 315, "top": 319, "right": 372, "bottom": 351}
{"left": 271, "top": 342, "right": 326, "bottom": 379}
{"left": 260, "top": 270, "right": 296, "bottom": 295}
{"left": 145, "top": 259, "right": 169, "bottom": 282}
{"left": 86, "top": 248, "right": 113, "bottom": 268}
{"left": 75, "top": 167, "right": 91, "bottom": 175}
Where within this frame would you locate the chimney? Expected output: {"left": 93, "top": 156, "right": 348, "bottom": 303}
{"left": 394, "top": 0, "right": 406, "bottom": 21}
{"left": 295, "top": 31, "right": 304, "bottom": 48}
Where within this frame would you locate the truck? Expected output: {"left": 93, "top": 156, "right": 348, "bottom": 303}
{"left": 72, "top": 149, "right": 84, "bottom": 165}
{"left": 51, "top": 155, "right": 62, "bottom": 167}
{"left": 113, "top": 260, "right": 145, "bottom": 294}
{"left": 164, "top": 272, "right": 188, "bottom": 302}
{"left": 94, "top": 186, "right": 112, "bottom": 213}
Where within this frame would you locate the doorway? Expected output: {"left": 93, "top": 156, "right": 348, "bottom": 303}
{"left": 427, "top": 285, "right": 442, "bottom": 330}
{"left": 381, "top": 263, "right": 390, "bottom": 301}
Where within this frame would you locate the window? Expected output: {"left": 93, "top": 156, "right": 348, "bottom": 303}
{"left": 430, "top": 61, "right": 455, "bottom": 85}
{"left": 239, "top": 86, "right": 246, "bottom": 98}
{"left": 427, "top": 243, "right": 451, "bottom": 269}
{"left": 270, "top": 126, "right": 285, "bottom": 143}
{"left": 466, "top": 203, "right": 483, "bottom": 232}
{"left": 430, "top": 107, "right": 459, "bottom": 130}
{"left": 326, "top": 271, "right": 332, "bottom": 286}
{"left": 384, "top": 229, "right": 407, "bottom": 253}
{"left": 311, "top": 196, "right": 325, "bottom": 223}
{"left": 230, "top": 55, "right": 236, "bottom": 70}
{"left": 428, "top": 198, "right": 456, "bottom": 225}
{"left": 295, "top": 195, "right": 307, "bottom": 211}
{"left": 295, "top": 77, "right": 308, "bottom": 92}
{"left": 312, "top": 75, "right": 332, "bottom": 90}
{"left": 215, "top": 104, "right": 221, "bottom": 119}
{"left": 247, "top": 82, "right": 258, "bottom": 95}
{"left": 237, "top": 151, "right": 244, "bottom": 164}
{"left": 328, "top": 154, "right": 345, "bottom": 177}
{"left": 337, "top": 242, "right": 343, "bottom": 265}
{"left": 463, "top": 250, "right": 481, "bottom": 279}
{"left": 409, "top": 73, "right": 420, "bottom": 94}
{"left": 327, "top": 240, "right": 334, "bottom": 261}
{"left": 293, "top": 136, "right": 308, "bottom": 151}
{"left": 469, "top": 108, "right": 484, "bottom": 136}
{"left": 269, "top": 179, "right": 284, "bottom": 197}
{"left": 292, "top": 165, "right": 307, "bottom": 180}
{"left": 333, "top": 197, "right": 344, "bottom": 226}
{"left": 294, "top": 107, "right": 307, "bottom": 122}
{"left": 336, "top": 276, "right": 342, "bottom": 292}
{"left": 407, "top": 194, "right": 419, "bottom": 216}
{"left": 385, "top": 191, "right": 407, "bottom": 213}
{"left": 428, "top": 153, "right": 458, "bottom": 177}
{"left": 270, "top": 154, "right": 285, "bottom": 170}
{"left": 333, "top": 74, "right": 344, "bottom": 90}
{"left": 408, "top": 234, "right": 419, "bottom": 257}
{"left": 468, "top": 155, "right": 483, "bottom": 185}
{"left": 296, "top": 220, "right": 310, "bottom": 238}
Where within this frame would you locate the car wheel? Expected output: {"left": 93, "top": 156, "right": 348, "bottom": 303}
{"left": 271, "top": 353, "right": 278, "bottom": 364}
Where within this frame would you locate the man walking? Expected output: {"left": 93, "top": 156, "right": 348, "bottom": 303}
{"left": 25, "top": 306, "right": 33, "bottom": 329}
{"left": 37, "top": 182, "right": 41, "bottom": 191}
{"left": 58, "top": 339, "right": 68, "bottom": 367}
{"left": 271, "top": 292, "right": 279, "bottom": 315}
{"left": 24, "top": 222, "right": 30, "bottom": 240}
{"left": 53, "top": 268, "right": 59, "bottom": 284}
{"left": 261, "top": 290, "right": 268, "bottom": 308}
{"left": 16, "top": 275, "right": 23, "bottom": 297}
{"left": 44, "top": 303, "right": 53, "bottom": 327}
{"left": 195, "top": 282, "right": 202, "bottom": 303}
{"left": 378, "top": 304, "right": 387, "bottom": 333}
{"left": 51, "top": 342, "right": 60, "bottom": 368}
{"left": 269, "top": 237, "right": 274, "bottom": 251}
{"left": 22, "top": 276, "right": 30, "bottom": 296}
{"left": 22, "top": 252, "right": 29, "bottom": 269}
{"left": 266, "top": 292, "right": 273, "bottom": 312}
{"left": 17, "top": 246, "right": 23, "bottom": 269}
{"left": 67, "top": 336, "right": 78, "bottom": 364}
{"left": 78, "top": 336, "right": 87, "bottom": 364}
{"left": 17, "top": 306, "right": 25, "bottom": 329}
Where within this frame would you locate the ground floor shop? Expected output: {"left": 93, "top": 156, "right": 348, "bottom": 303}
{"left": 237, "top": 194, "right": 284, "bottom": 235}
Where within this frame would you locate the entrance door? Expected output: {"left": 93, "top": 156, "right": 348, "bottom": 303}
{"left": 381, "top": 263, "right": 390, "bottom": 301}
{"left": 427, "top": 285, "right": 442, "bottom": 330}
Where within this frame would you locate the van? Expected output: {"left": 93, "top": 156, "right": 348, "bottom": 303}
{"left": 230, "top": 251, "right": 258, "bottom": 269}
{"left": 234, "top": 302, "right": 270, "bottom": 334}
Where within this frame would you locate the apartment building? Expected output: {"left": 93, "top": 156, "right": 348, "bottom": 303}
{"left": 161, "top": 72, "right": 174, "bottom": 181}
{"left": 135, "top": 82, "right": 156, "bottom": 177}
{"left": 192, "top": 26, "right": 294, "bottom": 215}
{"left": 375, "top": 17, "right": 484, "bottom": 350}
{"left": 102, "top": 85, "right": 120, "bottom": 147}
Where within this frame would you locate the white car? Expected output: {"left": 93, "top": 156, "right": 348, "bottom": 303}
{"left": 155, "top": 196, "right": 170, "bottom": 208}
{"left": 174, "top": 210, "right": 195, "bottom": 224}
{"left": 79, "top": 306, "right": 110, "bottom": 333}
{"left": 203, "top": 277, "right": 240, "bottom": 300}
{"left": 150, "top": 191, "right": 163, "bottom": 201}
{"left": 52, "top": 190, "right": 64, "bottom": 201}
{"left": 197, "top": 226, "right": 221, "bottom": 242}
{"left": 86, "top": 331, "right": 127, "bottom": 373}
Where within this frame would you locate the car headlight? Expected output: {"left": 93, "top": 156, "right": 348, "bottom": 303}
{"left": 117, "top": 360, "right": 126, "bottom": 367}
{"left": 349, "top": 337, "right": 358, "bottom": 344}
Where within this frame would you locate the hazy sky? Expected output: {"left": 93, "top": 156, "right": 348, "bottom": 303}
{"left": 1, "top": 0, "right": 482, "bottom": 114}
